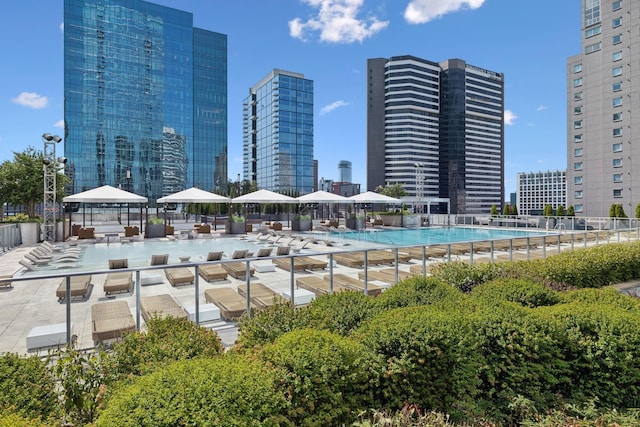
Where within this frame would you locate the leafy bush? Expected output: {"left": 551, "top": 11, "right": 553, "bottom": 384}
{"left": 0, "top": 353, "right": 59, "bottom": 421}
{"left": 236, "top": 299, "right": 298, "bottom": 350}
{"left": 107, "top": 316, "right": 223, "bottom": 377}
{"left": 295, "top": 290, "right": 378, "bottom": 336}
{"left": 260, "top": 329, "right": 374, "bottom": 426}
{"left": 1, "top": 213, "right": 41, "bottom": 223}
{"left": 0, "top": 411, "right": 51, "bottom": 427}
{"left": 95, "top": 355, "right": 292, "bottom": 427}
{"left": 355, "top": 306, "right": 483, "bottom": 420}
{"left": 472, "top": 278, "right": 561, "bottom": 308}
{"left": 374, "top": 276, "right": 468, "bottom": 312}
{"left": 429, "top": 260, "right": 503, "bottom": 292}
{"left": 146, "top": 217, "right": 163, "bottom": 225}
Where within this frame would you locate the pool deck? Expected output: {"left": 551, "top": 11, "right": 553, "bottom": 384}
{"left": 0, "top": 221, "right": 636, "bottom": 356}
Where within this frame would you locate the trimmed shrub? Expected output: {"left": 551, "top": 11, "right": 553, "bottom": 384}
{"left": 354, "top": 306, "right": 483, "bottom": 420}
{"left": 469, "top": 304, "right": 570, "bottom": 423}
{"left": 374, "top": 276, "right": 468, "bottom": 312}
{"left": 295, "top": 290, "right": 378, "bottom": 336}
{"left": 95, "top": 355, "right": 292, "bottom": 426}
{"left": 0, "top": 353, "right": 59, "bottom": 421}
{"left": 538, "top": 299, "right": 640, "bottom": 409}
{"left": 472, "top": 278, "right": 561, "bottom": 308}
{"left": 428, "top": 260, "right": 503, "bottom": 292}
{"left": 236, "top": 299, "right": 298, "bottom": 350}
{"left": 0, "top": 411, "right": 51, "bottom": 427}
{"left": 107, "top": 316, "right": 223, "bottom": 377}
{"left": 560, "top": 286, "right": 640, "bottom": 313}
{"left": 260, "top": 329, "right": 374, "bottom": 426}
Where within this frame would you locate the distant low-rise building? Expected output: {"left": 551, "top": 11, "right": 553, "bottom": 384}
{"left": 516, "top": 170, "right": 567, "bottom": 215}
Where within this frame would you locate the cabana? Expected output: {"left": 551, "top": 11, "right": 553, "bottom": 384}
{"left": 232, "top": 189, "right": 297, "bottom": 229}
{"left": 296, "top": 190, "right": 349, "bottom": 223}
{"left": 157, "top": 187, "right": 231, "bottom": 231}
{"left": 348, "top": 191, "right": 401, "bottom": 230}
{"left": 62, "top": 185, "right": 148, "bottom": 238}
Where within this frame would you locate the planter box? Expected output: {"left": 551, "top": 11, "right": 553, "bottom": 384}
{"left": 225, "top": 221, "right": 246, "bottom": 234}
{"left": 145, "top": 223, "right": 166, "bottom": 238}
{"left": 403, "top": 215, "right": 420, "bottom": 228}
{"left": 381, "top": 215, "right": 402, "bottom": 227}
{"left": 346, "top": 218, "right": 364, "bottom": 230}
{"left": 292, "top": 218, "right": 312, "bottom": 231}
{"left": 19, "top": 222, "right": 41, "bottom": 245}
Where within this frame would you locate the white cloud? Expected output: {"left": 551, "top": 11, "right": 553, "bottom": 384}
{"left": 536, "top": 105, "right": 547, "bottom": 111}
{"left": 504, "top": 109, "right": 517, "bottom": 125}
{"left": 320, "top": 100, "right": 349, "bottom": 115}
{"left": 404, "top": 0, "right": 485, "bottom": 24}
{"left": 54, "top": 120, "right": 65, "bottom": 129}
{"left": 538, "top": 159, "right": 544, "bottom": 164}
{"left": 289, "top": 0, "right": 389, "bottom": 43}
{"left": 11, "top": 92, "right": 49, "bottom": 109}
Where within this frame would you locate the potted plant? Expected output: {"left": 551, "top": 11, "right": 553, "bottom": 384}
{"left": 226, "top": 214, "right": 246, "bottom": 234}
{"left": 145, "top": 217, "right": 166, "bottom": 238}
{"left": 3, "top": 213, "right": 42, "bottom": 245}
{"left": 346, "top": 213, "right": 364, "bottom": 230}
{"left": 292, "top": 214, "right": 312, "bottom": 231}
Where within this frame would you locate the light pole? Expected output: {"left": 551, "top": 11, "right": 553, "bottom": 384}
{"left": 414, "top": 162, "right": 424, "bottom": 214}
{"left": 42, "top": 133, "right": 63, "bottom": 242}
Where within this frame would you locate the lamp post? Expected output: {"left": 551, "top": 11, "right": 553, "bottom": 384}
{"left": 42, "top": 133, "right": 63, "bottom": 242}
{"left": 414, "top": 162, "right": 424, "bottom": 214}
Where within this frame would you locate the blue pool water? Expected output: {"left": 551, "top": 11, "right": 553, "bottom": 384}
{"left": 316, "top": 226, "right": 549, "bottom": 247}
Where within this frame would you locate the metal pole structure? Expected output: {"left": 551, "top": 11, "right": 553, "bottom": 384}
{"left": 42, "top": 133, "right": 62, "bottom": 242}
{"left": 415, "top": 162, "right": 424, "bottom": 214}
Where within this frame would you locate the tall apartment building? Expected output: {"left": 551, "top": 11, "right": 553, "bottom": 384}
{"left": 567, "top": 0, "right": 640, "bottom": 217}
{"left": 516, "top": 170, "right": 567, "bottom": 216}
{"left": 242, "top": 69, "right": 314, "bottom": 194}
{"left": 338, "top": 160, "right": 352, "bottom": 183}
{"left": 367, "top": 55, "right": 504, "bottom": 214}
{"left": 64, "top": 0, "right": 227, "bottom": 201}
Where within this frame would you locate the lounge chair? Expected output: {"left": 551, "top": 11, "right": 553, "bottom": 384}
{"left": 31, "top": 248, "right": 54, "bottom": 260}
{"left": 56, "top": 275, "right": 92, "bottom": 301}
{"left": 199, "top": 264, "right": 228, "bottom": 282}
{"left": 230, "top": 249, "right": 248, "bottom": 259}
{"left": 104, "top": 259, "right": 133, "bottom": 295}
{"left": 204, "top": 287, "right": 255, "bottom": 320}
{"left": 140, "top": 294, "right": 188, "bottom": 321}
{"left": 296, "top": 276, "right": 351, "bottom": 296}
{"left": 91, "top": 300, "right": 135, "bottom": 344}
{"left": 272, "top": 257, "right": 311, "bottom": 272}
{"left": 150, "top": 254, "right": 169, "bottom": 265}
{"left": 358, "top": 269, "right": 413, "bottom": 284}
{"left": 0, "top": 275, "right": 13, "bottom": 288}
{"left": 298, "top": 256, "right": 328, "bottom": 270}
{"left": 256, "top": 247, "right": 273, "bottom": 257}
{"left": 237, "top": 282, "right": 285, "bottom": 309}
{"left": 222, "top": 261, "right": 255, "bottom": 279}
{"left": 205, "top": 251, "right": 223, "bottom": 261}
{"left": 19, "top": 258, "right": 77, "bottom": 271}
{"left": 25, "top": 252, "right": 51, "bottom": 266}
{"left": 164, "top": 267, "right": 195, "bottom": 286}
{"left": 276, "top": 245, "right": 290, "bottom": 256}
{"left": 324, "top": 273, "right": 385, "bottom": 296}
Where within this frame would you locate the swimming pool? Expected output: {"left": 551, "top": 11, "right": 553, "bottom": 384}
{"left": 315, "top": 226, "right": 550, "bottom": 247}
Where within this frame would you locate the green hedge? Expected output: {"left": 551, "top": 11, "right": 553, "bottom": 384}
{"left": 95, "top": 355, "right": 292, "bottom": 426}
{"left": 236, "top": 300, "right": 298, "bottom": 350}
{"left": 373, "top": 276, "right": 468, "bottom": 311}
{"left": 0, "top": 353, "right": 59, "bottom": 421}
{"left": 472, "top": 278, "right": 561, "bottom": 308}
{"left": 260, "top": 329, "right": 374, "bottom": 426}
{"left": 354, "top": 306, "right": 483, "bottom": 420}
{"left": 107, "top": 316, "right": 223, "bottom": 377}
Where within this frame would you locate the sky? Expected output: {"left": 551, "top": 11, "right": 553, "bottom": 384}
{"left": 0, "top": 0, "right": 582, "bottom": 197}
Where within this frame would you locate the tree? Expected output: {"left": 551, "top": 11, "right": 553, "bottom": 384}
{"left": 543, "top": 204, "right": 554, "bottom": 217}
{"left": 567, "top": 205, "right": 575, "bottom": 217}
{"left": 635, "top": 203, "right": 640, "bottom": 219}
{"left": 615, "top": 203, "right": 628, "bottom": 218}
{"left": 502, "top": 204, "right": 511, "bottom": 216}
{"left": 490, "top": 204, "right": 498, "bottom": 217}
{"left": 512, "top": 205, "right": 518, "bottom": 216}
{"left": 0, "top": 147, "right": 68, "bottom": 218}
{"left": 609, "top": 203, "right": 617, "bottom": 218}
{"left": 376, "top": 183, "right": 407, "bottom": 199}
{"left": 555, "top": 205, "right": 566, "bottom": 217}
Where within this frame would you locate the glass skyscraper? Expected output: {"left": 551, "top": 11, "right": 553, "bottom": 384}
{"left": 242, "top": 69, "right": 314, "bottom": 194}
{"left": 64, "top": 0, "right": 227, "bottom": 202}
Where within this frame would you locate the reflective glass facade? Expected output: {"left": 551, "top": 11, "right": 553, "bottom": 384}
{"left": 242, "top": 69, "right": 314, "bottom": 194}
{"left": 64, "top": 0, "right": 227, "bottom": 202}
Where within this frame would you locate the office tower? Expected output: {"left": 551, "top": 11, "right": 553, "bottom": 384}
{"left": 516, "top": 170, "right": 567, "bottom": 216}
{"left": 367, "top": 55, "right": 504, "bottom": 214}
{"left": 338, "top": 160, "right": 352, "bottom": 183}
{"left": 566, "top": 0, "right": 640, "bottom": 217}
{"left": 64, "top": 0, "right": 227, "bottom": 202}
{"left": 242, "top": 69, "right": 314, "bottom": 194}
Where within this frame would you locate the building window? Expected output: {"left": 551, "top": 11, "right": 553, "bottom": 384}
{"left": 574, "top": 92, "right": 583, "bottom": 101}
{"left": 585, "top": 26, "right": 601, "bottom": 38}
{"left": 573, "top": 63, "right": 583, "bottom": 73}
{"left": 613, "top": 142, "right": 623, "bottom": 152}
{"left": 574, "top": 134, "right": 583, "bottom": 143}
{"left": 585, "top": 42, "right": 601, "bottom": 54}
{"left": 613, "top": 33, "right": 622, "bottom": 44}
{"left": 573, "top": 78, "right": 582, "bottom": 87}
{"left": 612, "top": 51, "right": 622, "bottom": 61}
{"left": 612, "top": 17, "right": 622, "bottom": 28}
{"left": 613, "top": 158, "right": 622, "bottom": 167}
{"left": 612, "top": 81, "right": 622, "bottom": 91}
{"left": 613, "top": 189, "right": 623, "bottom": 198}
{"left": 612, "top": 1, "right": 621, "bottom": 10}
{"left": 574, "top": 176, "right": 583, "bottom": 185}
{"left": 585, "top": 0, "right": 601, "bottom": 26}
{"left": 613, "top": 112, "right": 622, "bottom": 121}
{"left": 613, "top": 97, "right": 622, "bottom": 107}
{"left": 613, "top": 66, "right": 623, "bottom": 76}
{"left": 574, "top": 106, "right": 583, "bottom": 115}
{"left": 574, "top": 162, "right": 583, "bottom": 171}
{"left": 574, "top": 120, "right": 583, "bottom": 129}
{"left": 613, "top": 173, "right": 623, "bottom": 183}
{"left": 574, "top": 190, "right": 583, "bottom": 198}
{"left": 575, "top": 204, "right": 583, "bottom": 213}
{"left": 613, "top": 127, "right": 622, "bottom": 137}
{"left": 574, "top": 148, "right": 583, "bottom": 156}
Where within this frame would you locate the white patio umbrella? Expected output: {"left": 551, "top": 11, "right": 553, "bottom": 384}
{"left": 296, "top": 190, "right": 350, "bottom": 203}
{"left": 157, "top": 187, "right": 230, "bottom": 203}
{"left": 232, "top": 189, "right": 296, "bottom": 204}
{"left": 348, "top": 191, "right": 401, "bottom": 203}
